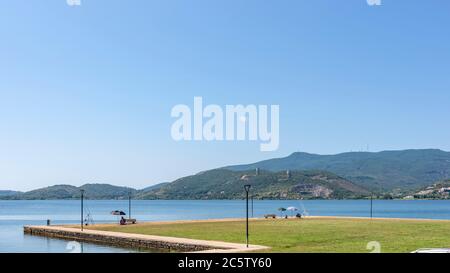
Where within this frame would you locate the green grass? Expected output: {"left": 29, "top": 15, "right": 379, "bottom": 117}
{"left": 87, "top": 218, "right": 450, "bottom": 253}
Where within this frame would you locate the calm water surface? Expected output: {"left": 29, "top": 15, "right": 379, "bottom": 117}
{"left": 2, "top": 199, "right": 450, "bottom": 253}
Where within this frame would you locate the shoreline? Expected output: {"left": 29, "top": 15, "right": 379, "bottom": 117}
{"left": 4, "top": 198, "right": 450, "bottom": 201}
{"left": 79, "top": 215, "right": 450, "bottom": 229}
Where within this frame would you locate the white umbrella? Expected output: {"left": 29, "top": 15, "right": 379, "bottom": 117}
{"left": 287, "top": 207, "right": 298, "bottom": 216}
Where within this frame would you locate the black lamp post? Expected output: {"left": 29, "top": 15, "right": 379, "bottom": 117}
{"left": 370, "top": 194, "right": 373, "bottom": 219}
{"left": 251, "top": 195, "right": 254, "bottom": 218}
{"left": 128, "top": 191, "right": 132, "bottom": 220}
{"left": 80, "top": 189, "right": 85, "bottom": 231}
{"left": 244, "top": 184, "right": 251, "bottom": 248}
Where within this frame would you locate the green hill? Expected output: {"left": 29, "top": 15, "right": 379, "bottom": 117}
{"left": 0, "top": 190, "right": 21, "bottom": 197}
{"left": 226, "top": 149, "right": 450, "bottom": 190}
{"left": 137, "top": 169, "right": 370, "bottom": 200}
{"left": 3, "top": 149, "right": 450, "bottom": 200}
{"left": 2, "top": 184, "right": 136, "bottom": 200}
{"left": 141, "top": 182, "right": 170, "bottom": 192}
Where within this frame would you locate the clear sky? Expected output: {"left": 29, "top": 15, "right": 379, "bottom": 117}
{"left": 1, "top": 0, "right": 450, "bottom": 191}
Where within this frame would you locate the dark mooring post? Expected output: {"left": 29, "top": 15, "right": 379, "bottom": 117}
{"left": 80, "top": 189, "right": 85, "bottom": 231}
{"left": 244, "top": 185, "right": 251, "bottom": 248}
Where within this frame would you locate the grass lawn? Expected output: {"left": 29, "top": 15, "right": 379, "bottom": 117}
{"left": 86, "top": 217, "right": 450, "bottom": 253}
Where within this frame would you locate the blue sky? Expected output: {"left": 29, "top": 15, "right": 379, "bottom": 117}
{"left": 1, "top": 0, "right": 450, "bottom": 191}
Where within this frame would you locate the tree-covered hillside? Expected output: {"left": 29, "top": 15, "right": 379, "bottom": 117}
{"left": 226, "top": 149, "right": 450, "bottom": 190}
{"left": 137, "top": 169, "right": 370, "bottom": 200}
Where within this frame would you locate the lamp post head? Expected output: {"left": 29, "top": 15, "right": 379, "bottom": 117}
{"left": 80, "top": 189, "right": 85, "bottom": 195}
{"left": 244, "top": 184, "right": 251, "bottom": 193}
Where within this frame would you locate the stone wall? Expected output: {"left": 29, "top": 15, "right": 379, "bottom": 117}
{"left": 24, "top": 226, "right": 217, "bottom": 252}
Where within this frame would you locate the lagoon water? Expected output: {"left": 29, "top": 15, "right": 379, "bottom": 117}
{"left": 2, "top": 199, "right": 450, "bottom": 253}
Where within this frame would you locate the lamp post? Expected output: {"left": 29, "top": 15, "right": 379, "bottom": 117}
{"left": 128, "top": 191, "right": 132, "bottom": 220}
{"left": 370, "top": 194, "right": 373, "bottom": 219}
{"left": 80, "top": 189, "right": 85, "bottom": 231}
{"left": 244, "top": 184, "right": 251, "bottom": 248}
{"left": 251, "top": 195, "right": 254, "bottom": 218}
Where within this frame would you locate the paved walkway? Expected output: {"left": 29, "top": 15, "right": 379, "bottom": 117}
{"left": 25, "top": 225, "right": 270, "bottom": 253}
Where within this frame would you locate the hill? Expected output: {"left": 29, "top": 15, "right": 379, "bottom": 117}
{"left": 226, "top": 149, "right": 450, "bottom": 190}
{"left": 141, "top": 182, "right": 170, "bottom": 192}
{"left": 3, "top": 149, "right": 450, "bottom": 200}
{"left": 0, "top": 190, "right": 21, "bottom": 197}
{"left": 406, "top": 180, "right": 450, "bottom": 199}
{"left": 1, "top": 184, "right": 137, "bottom": 200}
{"left": 137, "top": 169, "right": 370, "bottom": 200}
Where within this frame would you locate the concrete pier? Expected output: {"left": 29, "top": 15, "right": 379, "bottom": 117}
{"left": 24, "top": 225, "right": 269, "bottom": 253}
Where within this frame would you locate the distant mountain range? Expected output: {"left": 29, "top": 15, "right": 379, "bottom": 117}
{"left": 0, "top": 190, "right": 22, "bottom": 197}
{"left": 1, "top": 184, "right": 136, "bottom": 200}
{"left": 226, "top": 149, "right": 450, "bottom": 190}
{"left": 136, "top": 169, "right": 369, "bottom": 200}
{"left": 2, "top": 149, "right": 450, "bottom": 200}
{"left": 141, "top": 182, "right": 170, "bottom": 193}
